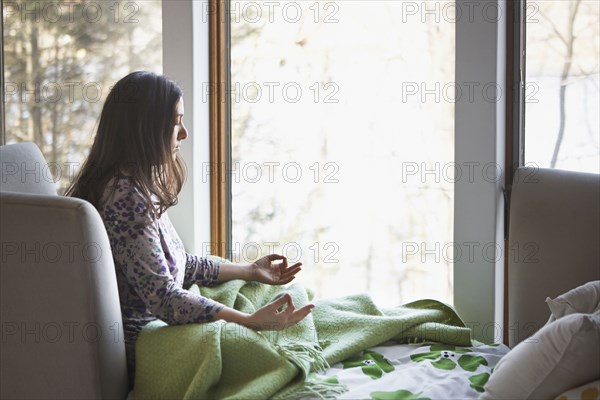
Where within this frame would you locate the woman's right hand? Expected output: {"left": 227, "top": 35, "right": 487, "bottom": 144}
{"left": 246, "top": 293, "right": 314, "bottom": 331}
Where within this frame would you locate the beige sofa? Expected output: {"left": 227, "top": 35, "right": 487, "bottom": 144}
{"left": 508, "top": 166, "right": 600, "bottom": 347}
{"left": 0, "top": 142, "right": 129, "bottom": 399}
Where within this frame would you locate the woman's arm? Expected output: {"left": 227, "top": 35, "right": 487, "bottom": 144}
{"left": 215, "top": 293, "right": 314, "bottom": 331}
{"left": 186, "top": 254, "right": 302, "bottom": 285}
{"left": 184, "top": 254, "right": 312, "bottom": 330}
{"left": 184, "top": 255, "right": 253, "bottom": 284}
{"left": 213, "top": 260, "right": 254, "bottom": 282}
{"left": 217, "top": 254, "right": 303, "bottom": 285}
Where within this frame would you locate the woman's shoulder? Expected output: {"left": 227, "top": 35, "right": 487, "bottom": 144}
{"left": 99, "top": 175, "right": 154, "bottom": 221}
{"left": 100, "top": 176, "right": 160, "bottom": 241}
{"left": 101, "top": 174, "right": 136, "bottom": 201}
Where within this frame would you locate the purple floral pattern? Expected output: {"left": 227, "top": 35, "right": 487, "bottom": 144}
{"left": 98, "top": 175, "right": 223, "bottom": 376}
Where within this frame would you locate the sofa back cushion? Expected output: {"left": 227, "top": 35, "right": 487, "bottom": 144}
{"left": 0, "top": 142, "right": 58, "bottom": 195}
{"left": 508, "top": 167, "right": 600, "bottom": 347}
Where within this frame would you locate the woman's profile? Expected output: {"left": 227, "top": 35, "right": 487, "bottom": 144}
{"left": 66, "top": 71, "right": 313, "bottom": 386}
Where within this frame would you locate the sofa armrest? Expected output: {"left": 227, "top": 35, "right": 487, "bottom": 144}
{"left": 0, "top": 192, "right": 128, "bottom": 399}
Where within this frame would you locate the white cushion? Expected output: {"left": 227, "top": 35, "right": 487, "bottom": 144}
{"left": 546, "top": 281, "right": 600, "bottom": 322}
{"left": 482, "top": 313, "right": 600, "bottom": 400}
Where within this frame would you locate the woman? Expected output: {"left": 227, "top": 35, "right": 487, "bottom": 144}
{"left": 66, "top": 71, "right": 313, "bottom": 385}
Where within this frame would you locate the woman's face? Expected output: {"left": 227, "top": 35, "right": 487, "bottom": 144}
{"left": 170, "top": 97, "right": 188, "bottom": 161}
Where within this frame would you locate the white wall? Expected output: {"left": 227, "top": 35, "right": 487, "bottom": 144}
{"left": 162, "top": 1, "right": 212, "bottom": 255}
{"left": 454, "top": 0, "right": 506, "bottom": 342}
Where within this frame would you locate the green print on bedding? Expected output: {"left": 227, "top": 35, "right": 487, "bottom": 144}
{"left": 342, "top": 350, "right": 395, "bottom": 379}
{"left": 370, "top": 389, "right": 432, "bottom": 400}
{"left": 410, "top": 345, "right": 488, "bottom": 371}
{"left": 468, "top": 372, "right": 491, "bottom": 392}
{"left": 410, "top": 344, "right": 492, "bottom": 394}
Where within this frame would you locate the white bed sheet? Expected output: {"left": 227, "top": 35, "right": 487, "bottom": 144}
{"left": 306, "top": 342, "right": 510, "bottom": 400}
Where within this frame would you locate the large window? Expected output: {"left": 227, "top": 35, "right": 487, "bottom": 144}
{"left": 229, "top": 1, "right": 455, "bottom": 306}
{"left": 525, "top": 0, "right": 599, "bottom": 173}
{"left": 2, "top": 0, "right": 162, "bottom": 193}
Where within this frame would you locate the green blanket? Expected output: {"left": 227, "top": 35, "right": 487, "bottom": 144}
{"left": 133, "top": 280, "right": 472, "bottom": 399}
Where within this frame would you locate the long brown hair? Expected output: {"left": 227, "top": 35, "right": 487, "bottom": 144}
{"left": 66, "top": 71, "right": 186, "bottom": 218}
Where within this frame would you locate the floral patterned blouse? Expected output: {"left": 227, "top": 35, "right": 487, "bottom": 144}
{"left": 98, "top": 175, "right": 223, "bottom": 377}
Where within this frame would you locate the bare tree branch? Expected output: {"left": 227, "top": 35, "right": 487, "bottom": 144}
{"left": 550, "top": 0, "right": 583, "bottom": 168}
{"left": 537, "top": 7, "right": 569, "bottom": 47}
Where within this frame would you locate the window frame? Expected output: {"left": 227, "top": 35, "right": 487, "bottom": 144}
{"left": 208, "top": 0, "right": 232, "bottom": 259}
{"left": 506, "top": 0, "right": 525, "bottom": 182}
{"left": 504, "top": 0, "right": 526, "bottom": 344}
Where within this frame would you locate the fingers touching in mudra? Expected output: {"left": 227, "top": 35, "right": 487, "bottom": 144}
{"left": 248, "top": 293, "right": 314, "bottom": 331}
{"left": 215, "top": 254, "right": 312, "bottom": 330}
{"left": 251, "top": 254, "right": 302, "bottom": 285}
{"left": 249, "top": 255, "right": 312, "bottom": 330}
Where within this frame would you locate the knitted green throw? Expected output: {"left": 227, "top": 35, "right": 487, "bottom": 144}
{"left": 133, "top": 280, "right": 472, "bottom": 399}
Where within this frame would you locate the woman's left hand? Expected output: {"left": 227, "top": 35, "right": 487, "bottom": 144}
{"left": 251, "top": 254, "right": 302, "bottom": 285}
